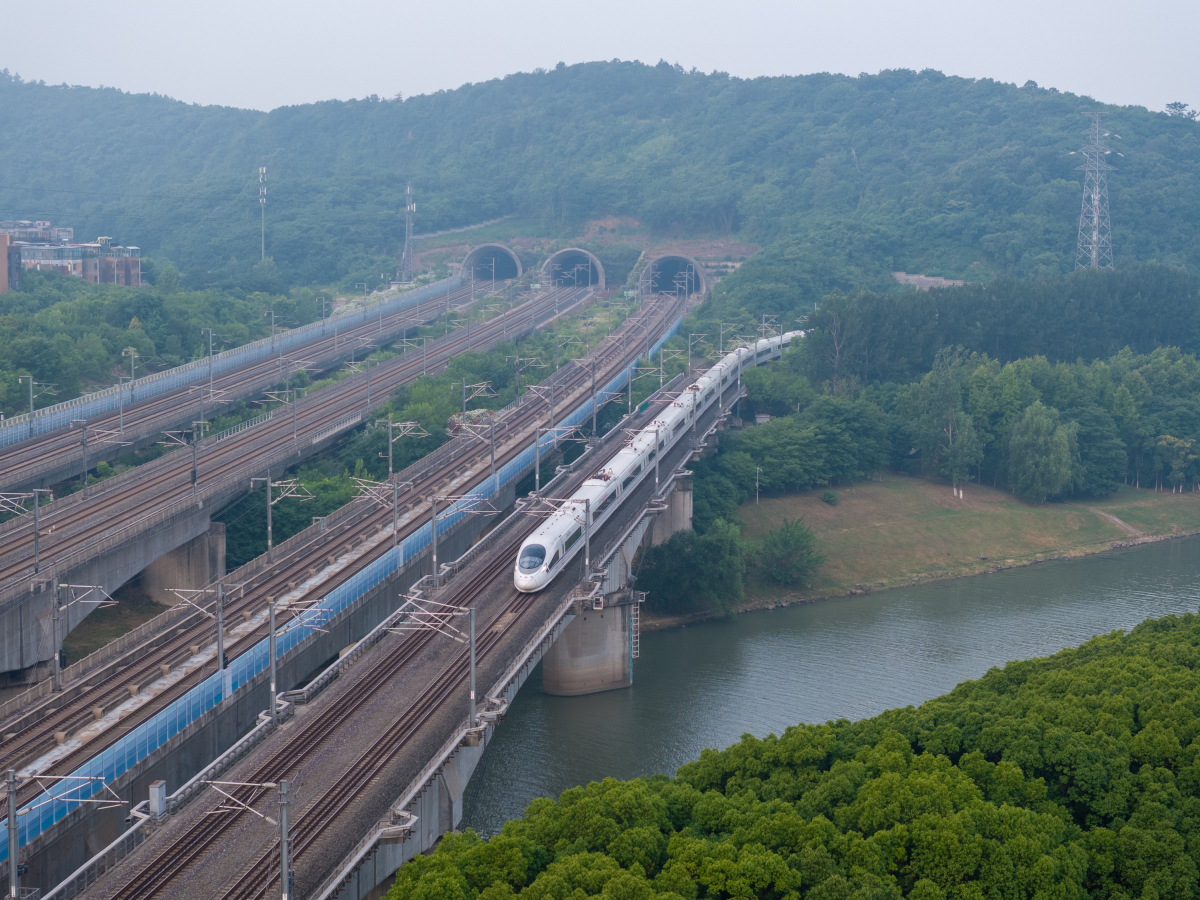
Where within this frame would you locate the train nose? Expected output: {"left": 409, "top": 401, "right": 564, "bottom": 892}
{"left": 515, "top": 570, "right": 545, "bottom": 592}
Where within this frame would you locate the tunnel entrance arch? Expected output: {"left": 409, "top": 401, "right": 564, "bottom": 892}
{"left": 637, "top": 254, "right": 707, "bottom": 298}
{"left": 541, "top": 248, "right": 605, "bottom": 290}
{"left": 461, "top": 244, "right": 523, "bottom": 285}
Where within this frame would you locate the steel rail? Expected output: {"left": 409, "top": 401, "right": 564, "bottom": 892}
{"left": 111, "top": 458, "right": 555, "bottom": 900}
{"left": 0, "top": 295, "right": 681, "bottom": 810}
{"left": 0, "top": 281, "right": 543, "bottom": 549}
{"left": 0, "top": 286, "right": 589, "bottom": 612}
{"left": 57, "top": 340, "right": 688, "bottom": 900}
{"left": 0, "top": 280, "right": 487, "bottom": 492}
{"left": 173, "top": 371, "right": 683, "bottom": 900}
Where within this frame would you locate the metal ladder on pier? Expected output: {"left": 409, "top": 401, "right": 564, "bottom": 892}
{"left": 630, "top": 592, "right": 645, "bottom": 659}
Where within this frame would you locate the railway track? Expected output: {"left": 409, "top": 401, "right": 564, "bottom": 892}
{"left": 0, "top": 284, "right": 586, "bottom": 600}
{"left": 0, "top": 295, "right": 683, "bottom": 812}
{"left": 108, "top": 366, "right": 689, "bottom": 900}
{"left": 0, "top": 280, "right": 486, "bottom": 493}
{"left": 222, "top": 563, "right": 536, "bottom": 900}
{"left": 105, "top": 387, "right": 627, "bottom": 900}
{"left": 110, "top": 542, "right": 534, "bottom": 900}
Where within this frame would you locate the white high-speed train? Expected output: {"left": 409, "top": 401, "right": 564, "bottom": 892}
{"left": 514, "top": 330, "right": 803, "bottom": 592}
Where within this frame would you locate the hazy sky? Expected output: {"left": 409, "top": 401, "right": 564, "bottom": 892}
{"left": 2, "top": 0, "right": 1195, "bottom": 114}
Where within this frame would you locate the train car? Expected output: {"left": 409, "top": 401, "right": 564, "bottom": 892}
{"left": 514, "top": 331, "right": 802, "bottom": 592}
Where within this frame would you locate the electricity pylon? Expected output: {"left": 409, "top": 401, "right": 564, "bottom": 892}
{"left": 1073, "top": 113, "right": 1118, "bottom": 269}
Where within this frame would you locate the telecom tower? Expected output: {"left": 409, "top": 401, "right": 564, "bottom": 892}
{"left": 398, "top": 183, "right": 416, "bottom": 282}
{"left": 1074, "top": 113, "right": 1115, "bottom": 269}
{"left": 258, "top": 166, "right": 267, "bottom": 261}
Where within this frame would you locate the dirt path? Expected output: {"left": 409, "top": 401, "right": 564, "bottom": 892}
{"left": 1073, "top": 505, "right": 1143, "bottom": 536}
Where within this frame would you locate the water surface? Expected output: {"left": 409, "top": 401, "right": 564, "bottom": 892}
{"left": 463, "top": 536, "right": 1200, "bottom": 833}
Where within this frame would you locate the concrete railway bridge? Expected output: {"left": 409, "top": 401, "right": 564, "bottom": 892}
{"left": 21, "top": 331, "right": 791, "bottom": 900}
{"left": 0, "top": 292, "right": 692, "bottom": 898}
{"left": 0, "top": 276, "right": 588, "bottom": 684}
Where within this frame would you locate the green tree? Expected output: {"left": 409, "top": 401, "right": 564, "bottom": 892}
{"left": 758, "top": 518, "right": 825, "bottom": 587}
{"left": 939, "top": 409, "right": 983, "bottom": 489}
{"left": 387, "top": 611, "right": 1200, "bottom": 900}
{"left": 1068, "top": 404, "right": 1126, "bottom": 496}
{"left": 638, "top": 519, "right": 747, "bottom": 614}
{"left": 1156, "top": 434, "right": 1198, "bottom": 491}
{"left": 1007, "top": 401, "right": 1075, "bottom": 503}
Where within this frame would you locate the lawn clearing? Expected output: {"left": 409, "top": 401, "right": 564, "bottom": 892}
{"left": 736, "top": 476, "right": 1200, "bottom": 601}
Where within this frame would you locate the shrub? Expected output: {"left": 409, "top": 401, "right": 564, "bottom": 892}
{"left": 638, "top": 519, "right": 747, "bottom": 614}
{"left": 821, "top": 489, "right": 838, "bottom": 505}
{"left": 758, "top": 517, "right": 825, "bottom": 587}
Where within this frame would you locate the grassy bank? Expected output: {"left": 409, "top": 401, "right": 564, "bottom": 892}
{"left": 645, "top": 475, "right": 1200, "bottom": 628}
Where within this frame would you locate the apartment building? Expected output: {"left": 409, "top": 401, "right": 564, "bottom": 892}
{"left": 0, "top": 226, "right": 141, "bottom": 292}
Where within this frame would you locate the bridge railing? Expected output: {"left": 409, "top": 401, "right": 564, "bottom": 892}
{"left": 10, "top": 295, "right": 685, "bottom": 882}
{"left": 0, "top": 277, "right": 462, "bottom": 449}
{"left": 0, "top": 286, "right": 584, "bottom": 611}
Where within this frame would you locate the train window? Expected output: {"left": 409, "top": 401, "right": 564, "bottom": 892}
{"left": 647, "top": 449, "right": 656, "bottom": 462}
{"left": 598, "top": 492, "right": 616, "bottom": 513}
{"left": 565, "top": 528, "right": 582, "bottom": 551}
{"left": 704, "top": 390, "right": 714, "bottom": 401}
{"left": 621, "top": 464, "right": 642, "bottom": 489}
{"left": 550, "top": 549, "right": 561, "bottom": 567}
{"left": 518, "top": 544, "right": 546, "bottom": 572}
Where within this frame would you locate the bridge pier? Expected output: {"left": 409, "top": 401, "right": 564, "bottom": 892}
{"left": 541, "top": 601, "right": 633, "bottom": 696}
{"left": 0, "top": 504, "right": 217, "bottom": 682}
{"left": 542, "top": 476, "right": 692, "bottom": 697}
{"left": 650, "top": 477, "right": 692, "bottom": 545}
{"left": 140, "top": 521, "right": 225, "bottom": 606}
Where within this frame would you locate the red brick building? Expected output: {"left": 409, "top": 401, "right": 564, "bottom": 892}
{"left": 1, "top": 235, "right": 13, "bottom": 294}
{"left": 0, "top": 233, "right": 141, "bottom": 292}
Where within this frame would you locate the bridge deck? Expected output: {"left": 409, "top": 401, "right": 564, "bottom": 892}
{"left": 0, "top": 294, "right": 677, "bottom": 798}
{"left": 0, "top": 295, "right": 691, "bottom": 895}
{"left": 83, "top": 372, "right": 733, "bottom": 900}
{"left": 0, "top": 279, "right": 478, "bottom": 493}
{"left": 0, "top": 285, "right": 591, "bottom": 674}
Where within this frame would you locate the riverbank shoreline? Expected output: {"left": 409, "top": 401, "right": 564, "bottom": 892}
{"left": 642, "top": 477, "right": 1200, "bottom": 632}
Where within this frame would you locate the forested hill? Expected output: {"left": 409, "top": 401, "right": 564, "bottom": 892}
{"left": 2, "top": 62, "right": 1198, "bottom": 289}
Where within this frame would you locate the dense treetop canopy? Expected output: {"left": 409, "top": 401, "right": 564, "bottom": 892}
{"left": 386, "top": 610, "right": 1200, "bottom": 900}
{"left": 2, "top": 62, "right": 1198, "bottom": 288}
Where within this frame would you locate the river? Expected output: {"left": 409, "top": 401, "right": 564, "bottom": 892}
{"left": 461, "top": 535, "right": 1200, "bottom": 834}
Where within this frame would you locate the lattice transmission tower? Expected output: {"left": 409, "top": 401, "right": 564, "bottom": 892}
{"left": 398, "top": 183, "right": 416, "bottom": 282}
{"left": 1074, "top": 113, "right": 1116, "bottom": 269}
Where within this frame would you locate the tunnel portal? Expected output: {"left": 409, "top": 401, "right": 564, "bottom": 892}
{"left": 637, "top": 254, "right": 707, "bottom": 297}
{"left": 461, "top": 244, "right": 522, "bottom": 283}
{"left": 541, "top": 248, "right": 605, "bottom": 290}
